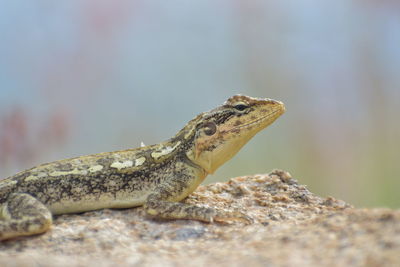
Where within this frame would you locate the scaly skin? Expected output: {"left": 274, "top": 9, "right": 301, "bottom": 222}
{"left": 0, "top": 95, "right": 285, "bottom": 240}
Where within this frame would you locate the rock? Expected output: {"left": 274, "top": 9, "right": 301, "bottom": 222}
{"left": 0, "top": 170, "right": 399, "bottom": 266}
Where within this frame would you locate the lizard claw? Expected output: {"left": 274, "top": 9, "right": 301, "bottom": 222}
{"left": 213, "top": 210, "right": 254, "bottom": 225}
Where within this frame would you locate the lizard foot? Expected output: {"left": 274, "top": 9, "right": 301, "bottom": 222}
{"left": 210, "top": 209, "right": 254, "bottom": 225}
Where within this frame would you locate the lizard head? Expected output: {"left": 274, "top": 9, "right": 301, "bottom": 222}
{"left": 184, "top": 95, "right": 285, "bottom": 174}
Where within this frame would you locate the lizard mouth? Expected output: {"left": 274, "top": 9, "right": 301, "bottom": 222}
{"left": 231, "top": 109, "right": 283, "bottom": 131}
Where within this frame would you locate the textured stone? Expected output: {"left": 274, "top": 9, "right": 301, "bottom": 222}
{"left": 0, "top": 170, "right": 399, "bottom": 266}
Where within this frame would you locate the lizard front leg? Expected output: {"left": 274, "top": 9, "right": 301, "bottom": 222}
{"left": 143, "top": 175, "right": 252, "bottom": 224}
{"left": 0, "top": 193, "right": 52, "bottom": 241}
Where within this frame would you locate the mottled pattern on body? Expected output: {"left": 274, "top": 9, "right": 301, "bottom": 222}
{"left": 0, "top": 95, "right": 285, "bottom": 240}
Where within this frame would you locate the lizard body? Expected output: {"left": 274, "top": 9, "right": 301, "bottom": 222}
{"left": 0, "top": 95, "right": 285, "bottom": 240}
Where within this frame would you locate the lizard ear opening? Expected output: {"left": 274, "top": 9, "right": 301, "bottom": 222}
{"left": 203, "top": 121, "right": 217, "bottom": 136}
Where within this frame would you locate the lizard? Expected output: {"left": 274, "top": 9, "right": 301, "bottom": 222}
{"left": 0, "top": 95, "right": 285, "bottom": 241}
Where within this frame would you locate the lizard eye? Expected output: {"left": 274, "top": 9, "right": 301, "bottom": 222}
{"left": 233, "top": 103, "right": 248, "bottom": 111}
{"left": 203, "top": 122, "right": 217, "bottom": 136}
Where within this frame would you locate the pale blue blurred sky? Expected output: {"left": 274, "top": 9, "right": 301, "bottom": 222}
{"left": 1, "top": 0, "right": 399, "bottom": 207}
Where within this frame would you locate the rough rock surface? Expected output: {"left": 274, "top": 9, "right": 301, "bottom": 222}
{"left": 0, "top": 170, "right": 399, "bottom": 266}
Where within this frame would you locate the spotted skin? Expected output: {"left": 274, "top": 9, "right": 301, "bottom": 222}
{"left": 0, "top": 95, "right": 285, "bottom": 240}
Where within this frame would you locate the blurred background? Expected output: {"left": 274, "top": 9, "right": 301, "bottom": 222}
{"left": 0, "top": 0, "right": 399, "bottom": 208}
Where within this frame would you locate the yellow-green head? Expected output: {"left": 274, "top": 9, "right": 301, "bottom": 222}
{"left": 181, "top": 95, "right": 285, "bottom": 174}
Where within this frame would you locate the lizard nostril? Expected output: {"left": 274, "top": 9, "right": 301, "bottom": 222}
{"left": 234, "top": 120, "right": 242, "bottom": 126}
